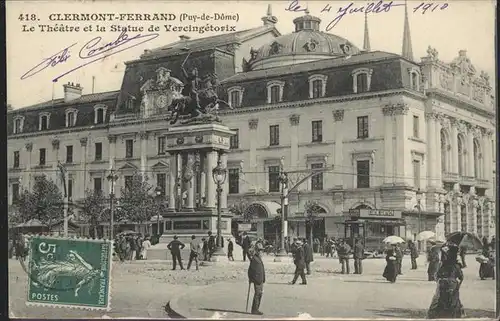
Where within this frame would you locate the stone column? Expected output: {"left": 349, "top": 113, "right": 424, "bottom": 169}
{"left": 205, "top": 151, "right": 218, "bottom": 208}
{"left": 24, "top": 142, "right": 33, "bottom": 191}
{"left": 289, "top": 114, "right": 300, "bottom": 169}
{"left": 80, "top": 138, "right": 88, "bottom": 198}
{"left": 450, "top": 123, "right": 459, "bottom": 174}
{"left": 455, "top": 198, "right": 462, "bottom": 231}
{"left": 482, "top": 130, "right": 493, "bottom": 189}
{"left": 140, "top": 132, "right": 149, "bottom": 180}
{"left": 186, "top": 153, "right": 195, "bottom": 210}
{"left": 220, "top": 152, "right": 228, "bottom": 209}
{"left": 199, "top": 153, "right": 206, "bottom": 206}
{"left": 394, "top": 104, "right": 409, "bottom": 184}
{"left": 434, "top": 117, "right": 443, "bottom": 186}
{"left": 168, "top": 153, "right": 177, "bottom": 211}
{"left": 466, "top": 129, "right": 475, "bottom": 177}
{"left": 382, "top": 107, "right": 394, "bottom": 184}
{"left": 333, "top": 110, "right": 344, "bottom": 187}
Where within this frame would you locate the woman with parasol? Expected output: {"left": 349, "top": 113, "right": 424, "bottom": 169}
{"left": 427, "top": 242, "right": 465, "bottom": 319}
{"left": 382, "top": 244, "right": 398, "bottom": 283}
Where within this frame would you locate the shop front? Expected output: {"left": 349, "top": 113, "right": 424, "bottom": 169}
{"left": 343, "top": 209, "right": 406, "bottom": 252}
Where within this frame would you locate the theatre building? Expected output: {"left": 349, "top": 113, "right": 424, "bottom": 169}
{"left": 7, "top": 6, "right": 496, "bottom": 242}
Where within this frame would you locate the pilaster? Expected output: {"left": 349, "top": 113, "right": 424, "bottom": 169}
{"left": 80, "top": 137, "right": 88, "bottom": 197}
{"left": 140, "top": 131, "right": 149, "bottom": 180}
{"left": 333, "top": 109, "right": 344, "bottom": 188}
{"left": 205, "top": 151, "right": 218, "bottom": 208}
{"left": 425, "top": 112, "right": 436, "bottom": 187}
{"left": 168, "top": 153, "right": 177, "bottom": 211}
{"left": 248, "top": 118, "right": 258, "bottom": 169}
{"left": 382, "top": 107, "right": 394, "bottom": 184}
{"left": 220, "top": 152, "right": 228, "bottom": 209}
{"left": 289, "top": 114, "right": 300, "bottom": 169}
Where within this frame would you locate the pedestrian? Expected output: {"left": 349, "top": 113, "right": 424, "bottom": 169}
{"left": 247, "top": 242, "right": 265, "bottom": 315}
{"left": 408, "top": 240, "right": 419, "bottom": 270}
{"left": 241, "top": 232, "right": 251, "bottom": 261}
{"left": 141, "top": 236, "right": 151, "bottom": 260}
{"left": 8, "top": 238, "right": 14, "bottom": 259}
{"left": 383, "top": 246, "right": 398, "bottom": 283}
{"left": 459, "top": 245, "right": 467, "bottom": 268}
{"left": 118, "top": 235, "right": 127, "bottom": 262}
{"left": 325, "top": 239, "right": 332, "bottom": 258}
{"left": 227, "top": 238, "right": 234, "bottom": 261}
{"left": 353, "top": 238, "right": 364, "bottom": 274}
{"left": 202, "top": 237, "right": 209, "bottom": 261}
{"left": 479, "top": 238, "right": 495, "bottom": 280}
{"left": 289, "top": 239, "right": 307, "bottom": 285}
{"left": 128, "top": 236, "right": 137, "bottom": 261}
{"left": 167, "top": 235, "right": 185, "bottom": 270}
{"left": 337, "top": 239, "right": 351, "bottom": 274}
{"left": 427, "top": 241, "right": 440, "bottom": 281}
{"left": 136, "top": 235, "right": 143, "bottom": 260}
{"left": 187, "top": 235, "right": 200, "bottom": 270}
{"left": 395, "top": 243, "right": 403, "bottom": 275}
{"left": 427, "top": 242, "right": 465, "bottom": 319}
{"left": 207, "top": 231, "right": 216, "bottom": 259}
{"left": 303, "top": 239, "right": 313, "bottom": 275}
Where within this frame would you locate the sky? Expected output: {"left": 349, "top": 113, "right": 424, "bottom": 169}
{"left": 6, "top": 0, "right": 496, "bottom": 108}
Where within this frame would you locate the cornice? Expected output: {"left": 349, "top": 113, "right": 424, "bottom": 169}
{"left": 426, "top": 88, "right": 494, "bottom": 118}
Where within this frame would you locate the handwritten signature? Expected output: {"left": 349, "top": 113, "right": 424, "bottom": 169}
{"left": 21, "top": 31, "right": 159, "bottom": 82}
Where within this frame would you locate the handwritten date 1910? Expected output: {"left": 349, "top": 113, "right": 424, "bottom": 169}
{"left": 21, "top": 30, "right": 159, "bottom": 82}
{"left": 413, "top": 2, "right": 448, "bottom": 14}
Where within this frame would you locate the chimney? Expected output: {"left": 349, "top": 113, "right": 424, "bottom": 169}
{"left": 179, "top": 35, "right": 191, "bottom": 41}
{"left": 63, "top": 82, "right": 83, "bottom": 102}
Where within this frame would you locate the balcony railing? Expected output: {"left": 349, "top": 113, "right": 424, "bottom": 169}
{"left": 442, "top": 172, "right": 459, "bottom": 183}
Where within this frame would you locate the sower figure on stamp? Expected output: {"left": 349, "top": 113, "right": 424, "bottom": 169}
{"left": 353, "top": 238, "right": 365, "bottom": 274}
{"left": 187, "top": 235, "right": 200, "bottom": 270}
{"left": 248, "top": 242, "right": 265, "bottom": 315}
{"left": 289, "top": 240, "right": 307, "bottom": 285}
{"left": 167, "top": 235, "right": 185, "bottom": 270}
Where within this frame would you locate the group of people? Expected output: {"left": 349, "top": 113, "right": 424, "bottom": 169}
{"left": 115, "top": 233, "right": 152, "bottom": 261}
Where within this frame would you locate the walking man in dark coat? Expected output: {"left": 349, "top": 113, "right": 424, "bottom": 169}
{"left": 201, "top": 237, "right": 209, "bottom": 261}
{"left": 303, "top": 239, "right": 314, "bottom": 275}
{"left": 289, "top": 240, "right": 307, "bottom": 285}
{"left": 227, "top": 238, "right": 234, "bottom": 261}
{"left": 337, "top": 239, "right": 351, "bottom": 274}
{"left": 395, "top": 243, "right": 403, "bottom": 275}
{"left": 248, "top": 242, "right": 265, "bottom": 315}
{"left": 353, "top": 238, "right": 364, "bottom": 274}
{"left": 207, "top": 231, "right": 216, "bottom": 260}
{"left": 408, "top": 240, "right": 419, "bottom": 270}
{"left": 241, "top": 232, "right": 251, "bottom": 262}
{"left": 187, "top": 235, "right": 200, "bottom": 270}
{"left": 167, "top": 235, "right": 185, "bottom": 270}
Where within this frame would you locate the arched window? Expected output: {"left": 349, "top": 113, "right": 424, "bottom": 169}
{"left": 440, "top": 129, "right": 450, "bottom": 172}
{"left": 94, "top": 104, "right": 107, "bottom": 124}
{"left": 473, "top": 138, "right": 482, "bottom": 178}
{"left": 457, "top": 134, "right": 466, "bottom": 176}
{"left": 308, "top": 74, "right": 328, "bottom": 99}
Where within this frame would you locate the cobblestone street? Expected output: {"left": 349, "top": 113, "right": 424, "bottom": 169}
{"left": 9, "top": 255, "right": 495, "bottom": 319}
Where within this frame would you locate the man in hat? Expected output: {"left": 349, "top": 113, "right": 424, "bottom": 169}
{"left": 167, "top": 235, "right": 185, "bottom": 270}
{"left": 408, "top": 240, "right": 419, "bottom": 270}
{"left": 201, "top": 237, "right": 209, "bottom": 261}
{"left": 227, "top": 238, "right": 234, "bottom": 261}
{"left": 353, "top": 238, "right": 365, "bottom": 274}
{"left": 427, "top": 240, "right": 440, "bottom": 281}
{"left": 248, "top": 242, "right": 265, "bottom": 315}
{"left": 303, "top": 239, "right": 314, "bottom": 275}
{"left": 207, "top": 231, "right": 216, "bottom": 260}
{"left": 289, "top": 239, "right": 307, "bottom": 285}
{"left": 187, "top": 235, "right": 200, "bottom": 270}
{"left": 241, "top": 232, "right": 251, "bottom": 262}
{"left": 337, "top": 239, "right": 351, "bottom": 274}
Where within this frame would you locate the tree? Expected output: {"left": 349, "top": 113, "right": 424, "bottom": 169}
{"left": 17, "top": 175, "right": 64, "bottom": 227}
{"left": 304, "top": 200, "right": 323, "bottom": 246}
{"left": 81, "top": 190, "right": 107, "bottom": 238}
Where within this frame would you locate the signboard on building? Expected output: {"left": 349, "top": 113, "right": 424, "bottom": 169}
{"left": 359, "top": 209, "right": 402, "bottom": 219}
{"left": 238, "top": 223, "right": 252, "bottom": 231}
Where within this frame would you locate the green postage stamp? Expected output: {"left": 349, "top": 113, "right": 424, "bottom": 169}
{"left": 26, "top": 236, "right": 112, "bottom": 310}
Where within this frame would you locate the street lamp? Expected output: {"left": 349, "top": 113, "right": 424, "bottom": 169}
{"left": 211, "top": 157, "right": 227, "bottom": 257}
{"left": 275, "top": 157, "right": 289, "bottom": 262}
{"left": 416, "top": 188, "right": 423, "bottom": 251}
{"left": 154, "top": 186, "right": 163, "bottom": 235}
{"left": 107, "top": 169, "right": 119, "bottom": 240}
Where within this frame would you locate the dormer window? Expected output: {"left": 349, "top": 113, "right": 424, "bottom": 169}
{"left": 65, "top": 108, "right": 78, "bottom": 127}
{"left": 408, "top": 68, "right": 420, "bottom": 91}
{"left": 267, "top": 80, "right": 285, "bottom": 104}
{"left": 39, "top": 112, "right": 50, "bottom": 130}
{"left": 94, "top": 104, "right": 107, "bottom": 124}
{"left": 308, "top": 74, "right": 328, "bottom": 99}
{"left": 13, "top": 116, "right": 24, "bottom": 134}
{"left": 351, "top": 68, "right": 374, "bottom": 93}
{"left": 228, "top": 86, "right": 244, "bottom": 108}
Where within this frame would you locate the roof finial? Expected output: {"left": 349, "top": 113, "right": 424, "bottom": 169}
{"left": 363, "top": 11, "right": 371, "bottom": 52}
{"left": 402, "top": 0, "right": 414, "bottom": 60}
{"left": 262, "top": 4, "right": 278, "bottom": 26}
{"left": 267, "top": 3, "right": 272, "bottom": 16}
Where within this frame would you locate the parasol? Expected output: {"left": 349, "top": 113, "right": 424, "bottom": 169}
{"left": 446, "top": 231, "right": 483, "bottom": 250}
{"left": 382, "top": 235, "right": 405, "bottom": 245}
{"left": 417, "top": 231, "right": 436, "bottom": 241}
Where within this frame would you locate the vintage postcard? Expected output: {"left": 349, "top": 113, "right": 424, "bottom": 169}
{"left": 7, "top": 0, "right": 497, "bottom": 319}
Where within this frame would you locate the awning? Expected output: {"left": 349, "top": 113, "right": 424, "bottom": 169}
{"left": 403, "top": 211, "right": 443, "bottom": 217}
{"left": 287, "top": 216, "right": 326, "bottom": 222}
{"left": 343, "top": 219, "right": 406, "bottom": 226}
{"left": 244, "top": 201, "right": 281, "bottom": 219}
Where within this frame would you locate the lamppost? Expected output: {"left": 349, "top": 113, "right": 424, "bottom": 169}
{"left": 275, "top": 157, "right": 289, "bottom": 262}
{"left": 211, "top": 157, "right": 227, "bottom": 258}
{"left": 154, "top": 186, "right": 163, "bottom": 235}
{"left": 107, "top": 169, "right": 119, "bottom": 240}
{"left": 416, "top": 188, "right": 423, "bottom": 251}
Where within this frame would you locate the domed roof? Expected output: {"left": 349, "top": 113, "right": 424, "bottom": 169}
{"left": 251, "top": 11, "right": 360, "bottom": 70}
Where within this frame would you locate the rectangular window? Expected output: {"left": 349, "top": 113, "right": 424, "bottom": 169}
{"left": 68, "top": 179, "right": 73, "bottom": 201}
{"left": 312, "top": 120, "right": 323, "bottom": 142}
{"left": 12, "top": 183, "right": 20, "bottom": 204}
{"left": 230, "top": 129, "right": 239, "bottom": 149}
{"left": 413, "top": 160, "right": 421, "bottom": 189}
{"left": 268, "top": 165, "right": 280, "bottom": 192}
{"left": 39, "top": 148, "right": 46, "bottom": 166}
{"left": 413, "top": 115, "right": 419, "bottom": 138}
{"left": 270, "top": 86, "right": 280, "bottom": 103}
{"left": 356, "top": 74, "right": 368, "bottom": 93}
{"left": 96, "top": 109, "right": 104, "bottom": 124}
{"left": 13, "top": 151, "right": 20, "bottom": 168}
{"left": 95, "top": 143, "right": 102, "bottom": 161}
{"left": 312, "top": 80, "right": 322, "bottom": 98}
{"left": 67, "top": 112, "right": 75, "bottom": 127}
{"left": 157, "top": 136, "right": 166, "bottom": 155}
{"left": 40, "top": 116, "right": 48, "bottom": 130}
{"left": 228, "top": 168, "right": 240, "bottom": 194}
{"left": 157, "top": 173, "right": 167, "bottom": 195}
{"left": 357, "top": 116, "right": 369, "bottom": 139}
{"left": 93, "top": 177, "right": 102, "bottom": 194}
{"left": 125, "top": 139, "right": 134, "bottom": 158}
{"left": 411, "top": 73, "right": 419, "bottom": 90}
{"left": 66, "top": 145, "right": 73, "bottom": 163}
{"left": 269, "top": 125, "right": 280, "bottom": 146}
{"left": 357, "top": 160, "right": 370, "bottom": 188}
{"left": 124, "top": 176, "right": 133, "bottom": 191}
{"left": 311, "top": 163, "right": 324, "bottom": 191}
{"left": 14, "top": 119, "right": 22, "bottom": 133}
{"left": 230, "top": 91, "right": 241, "bottom": 108}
